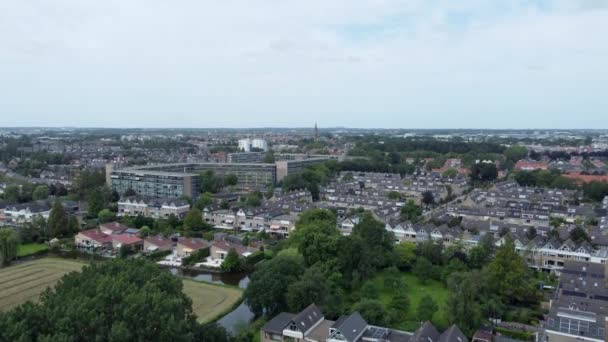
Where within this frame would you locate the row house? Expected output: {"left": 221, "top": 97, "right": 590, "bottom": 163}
{"left": 117, "top": 196, "right": 190, "bottom": 219}
{"left": 175, "top": 237, "right": 211, "bottom": 258}
{"left": 75, "top": 225, "right": 142, "bottom": 252}
{"left": 2, "top": 202, "right": 51, "bottom": 223}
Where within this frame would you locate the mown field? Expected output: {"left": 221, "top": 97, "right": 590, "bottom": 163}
{"left": 0, "top": 258, "right": 243, "bottom": 323}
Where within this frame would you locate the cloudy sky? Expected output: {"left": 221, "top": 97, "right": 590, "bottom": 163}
{"left": 1, "top": 0, "right": 606, "bottom": 128}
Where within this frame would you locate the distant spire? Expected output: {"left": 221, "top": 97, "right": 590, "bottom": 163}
{"left": 314, "top": 122, "right": 319, "bottom": 141}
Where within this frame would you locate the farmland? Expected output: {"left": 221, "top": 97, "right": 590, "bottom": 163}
{"left": 0, "top": 258, "right": 243, "bottom": 323}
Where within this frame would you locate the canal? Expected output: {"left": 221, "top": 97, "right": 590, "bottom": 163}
{"left": 171, "top": 268, "right": 255, "bottom": 335}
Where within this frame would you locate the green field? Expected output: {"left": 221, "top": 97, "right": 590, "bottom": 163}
{"left": 0, "top": 258, "right": 243, "bottom": 323}
{"left": 17, "top": 243, "right": 49, "bottom": 257}
{"left": 366, "top": 271, "right": 449, "bottom": 331}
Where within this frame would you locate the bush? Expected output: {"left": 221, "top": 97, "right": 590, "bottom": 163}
{"left": 182, "top": 247, "right": 210, "bottom": 266}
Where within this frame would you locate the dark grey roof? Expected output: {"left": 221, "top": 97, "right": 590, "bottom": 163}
{"left": 331, "top": 312, "right": 367, "bottom": 342}
{"left": 439, "top": 325, "right": 468, "bottom": 342}
{"left": 262, "top": 312, "right": 294, "bottom": 335}
{"left": 292, "top": 304, "right": 323, "bottom": 334}
{"left": 410, "top": 321, "right": 440, "bottom": 342}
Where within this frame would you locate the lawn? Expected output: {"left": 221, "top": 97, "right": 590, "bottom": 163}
{"left": 17, "top": 243, "right": 49, "bottom": 257}
{"left": 0, "top": 258, "right": 243, "bottom": 323}
{"left": 365, "top": 271, "right": 449, "bottom": 332}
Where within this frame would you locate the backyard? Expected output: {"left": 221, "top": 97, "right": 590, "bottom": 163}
{"left": 0, "top": 258, "right": 243, "bottom": 323}
{"left": 363, "top": 271, "right": 449, "bottom": 331}
{"left": 17, "top": 243, "right": 49, "bottom": 257}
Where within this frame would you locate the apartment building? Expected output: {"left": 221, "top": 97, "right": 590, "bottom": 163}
{"left": 227, "top": 152, "right": 265, "bottom": 163}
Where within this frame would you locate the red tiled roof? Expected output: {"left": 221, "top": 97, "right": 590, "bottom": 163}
{"left": 79, "top": 229, "right": 112, "bottom": 244}
{"left": 177, "top": 238, "right": 210, "bottom": 250}
{"left": 111, "top": 234, "right": 142, "bottom": 245}
{"left": 144, "top": 235, "right": 174, "bottom": 248}
{"left": 100, "top": 222, "right": 128, "bottom": 232}
{"left": 564, "top": 173, "right": 608, "bottom": 184}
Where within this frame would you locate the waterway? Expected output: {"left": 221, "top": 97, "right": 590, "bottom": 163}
{"left": 170, "top": 268, "right": 255, "bottom": 335}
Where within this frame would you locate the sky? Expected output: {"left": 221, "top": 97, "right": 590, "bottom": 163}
{"left": 0, "top": 0, "right": 607, "bottom": 129}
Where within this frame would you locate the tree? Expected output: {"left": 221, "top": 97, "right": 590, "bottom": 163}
{"left": 3, "top": 185, "right": 20, "bottom": 203}
{"left": 0, "top": 259, "right": 218, "bottom": 341}
{"left": 263, "top": 150, "right": 276, "bottom": 164}
{"left": 183, "top": 208, "right": 205, "bottom": 232}
{"left": 442, "top": 168, "right": 458, "bottom": 178}
{"left": 389, "top": 290, "right": 410, "bottom": 313}
{"left": 224, "top": 174, "right": 238, "bottom": 187}
{"left": 98, "top": 208, "right": 115, "bottom": 223}
{"left": 383, "top": 266, "right": 403, "bottom": 291}
{"left": 220, "top": 249, "right": 242, "bottom": 273}
{"left": 245, "top": 192, "right": 262, "bottom": 207}
{"left": 48, "top": 199, "right": 69, "bottom": 238}
{"left": 291, "top": 209, "right": 339, "bottom": 267}
{"left": 350, "top": 212, "right": 395, "bottom": 274}
{"left": 446, "top": 271, "right": 482, "bottom": 335}
{"left": 0, "top": 228, "right": 19, "bottom": 266}
{"left": 413, "top": 257, "right": 434, "bottom": 284}
{"left": 484, "top": 237, "right": 538, "bottom": 304}
{"left": 470, "top": 163, "right": 498, "bottom": 182}
{"left": 421, "top": 191, "right": 435, "bottom": 206}
{"left": 200, "top": 170, "right": 223, "bottom": 193}
{"left": 139, "top": 226, "right": 152, "bottom": 238}
{"left": 87, "top": 190, "right": 104, "bottom": 218}
{"left": 569, "top": 226, "right": 590, "bottom": 244}
{"left": 526, "top": 227, "right": 537, "bottom": 240}
{"left": 352, "top": 299, "right": 386, "bottom": 326}
{"left": 395, "top": 242, "right": 417, "bottom": 270}
{"left": 245, "top": 254, "right": 305, "bottom": 316}
{"left": 32, "top": 185, "right": 49, "bottom": 201}
{"left": 360, "top": 281, "right": 379, "bottom": 299}
{"left": 417, "top": 295, "right": 438, "bottom": 322}
{"left": 124, "top": 188, "right": 137, "bottom": 197}
{"left": 195, "top": 192, "right": 214, "bottom": 211}
{"left": 400, "top": 200, "right": 422, "bottom": 222}
{"left": 504, "top": 145, "right": 528, "bottom": 163}
{"left": 387, "top": 191, "right": 401, "bottom": 200}
{"left": 287, "top": 265, "right": 331, "bottom": 313}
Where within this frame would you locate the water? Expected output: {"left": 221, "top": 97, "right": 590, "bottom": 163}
{"left": 170, "top": 268, "right": 255, "bottom": 335}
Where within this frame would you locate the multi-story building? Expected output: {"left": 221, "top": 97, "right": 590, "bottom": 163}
{"left": 227, "top": 152, "right": 265, "bottom": 164}
{"left": 107, "top": 164, "right": 199, "bottom": 198}
{"left": 238, "top": 138, "right": 268, "bottom": 152}
{"left": 276, "top": 157, "right": 330, "bottom": 182}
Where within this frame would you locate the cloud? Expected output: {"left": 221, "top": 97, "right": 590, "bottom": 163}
{"left": 0, "top": 0, "right": 607, "bottom": 128}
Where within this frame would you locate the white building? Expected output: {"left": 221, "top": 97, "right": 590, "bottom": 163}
{"left": 238, "top": 138, "right": 268, "bottom": 152}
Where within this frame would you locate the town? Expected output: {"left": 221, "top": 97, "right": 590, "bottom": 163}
{"left": 2, "top": 127, "right": 608, "bottom": 342}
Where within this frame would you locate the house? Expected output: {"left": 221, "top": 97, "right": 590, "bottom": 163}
{"left": 543, "top": 261, "right": 608, "bottom": 342}
{"left": 99, "top": 222, "right": 128, "bottom": 235}
{"left": 111, "top": 234, "right": 143, "bottom": 250}
{"left": 75, "top": 229, "right": 112, "bottom": 249}
{"left": 260, "top": 303, "right": 462, "bottom": 342}
{"left": 176, "top": 238, "right": 211, "bottom": 258}
{"left": 117, "top": 196, "right": 190, "bottom": 218}
{"left": 210, "top": 240, "right": 258, "bottom": 260}
{"left": 514, "top": 160, "right": 549, "bottom": 171}
{"left": 3, "top": 202, "right": 51, "bottom": 223}
{"left": 144, "top": 235, "right": 175, "bottom": 253}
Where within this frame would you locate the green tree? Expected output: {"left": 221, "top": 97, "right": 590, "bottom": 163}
{"left": 484, "top": 237, "right": 538, "bottom": 304}
{"left": 0, "top": 228, "right": 19, "bottom": 266}
{"left": 32, "top": 185, "right": 49, "bottom": 201}
{"left": 417, "top": 295, "right": 438, "bottom": 322}
{"left": 183, "top": 208, "right": 205, "bottom": 232}
{"left": 87, "top": 190, "right": 104, "bottom": 218}
{"left": 383, "top": 266, "right": 403, "bottom": 291}
{"left": 360, "top": 281, "right": 379, "bottom": 299}
{"left": 353, "top": 299, "right": 386, "bottom": 325}
{"left": 569, "top": 226, "right": 590, "bottom": 243}
{"left": 195, "top": 192, "right": 214, "bottom": 211}
{"left": 245, "top": 254, "right": 305, "bottom": 317}
{"left": 442, "top": 168, "right": 458, "bottom": 178}
{"left": 287, "top": 265, "right": 331, "bottom": 313}
{"left": 389, "top": 290, "right": 410, "bottom": 314}
{"left": 470, "top": 163, "right": 498, "bottom": 182}
{"left": 387, "top": 191, "right": 401, "bottom": 200}
{"left": 3, "top": 185, "right": 20, "bottom": 203}
{"left": 395, "top": 242, "right": 417, "bottom": 270}
{"left": 421, "top": 191, "right": 435, "bottom": 206}
{"left": 263, "top": 150, "right": 276, "bottom": 164}
{"left": 504, "top": 145, "right": 528, "bottom": 162}
{"left": 224, "top": 174, "right": 238, "bottom": 187}
{"left": 413, "top": 257, "right": 434, "bottom": 284}
{"left": 97, "top": 208, "right": 115, "bottom": 223}
{"left": 220, "top": 249, "right": 242, "bottom": 273}
{"left": 291, "top": 209, "right": 339, "bottom": 267}
{"left": 400, "top": 200, "right": 422, "bottom": 222}
{"left": 0, "top": 259, "right": 219, "bottom": 341}
{"left": 48, "top": 199, "right": 69, "bottom": 238}
{"left": 446, "top": 271, "right": 482, "bottom": 335}
{"left": 139, "top": 226, "right": 152, "bottom": 238}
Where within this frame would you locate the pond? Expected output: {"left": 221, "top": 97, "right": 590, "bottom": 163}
{"left": 170, "top": 268, "right": 255, "bottom": 335}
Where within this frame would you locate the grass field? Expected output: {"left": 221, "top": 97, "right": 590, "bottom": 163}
{"left": 0, "top": 258, "right": 84, "bottom": 312}
{"left": 17, "top": 243, "right": 49, "bottom": 257}
{"left": 365, "top": 271, "right": 449, "bottom": 331}
{"left": 0, "top": 258, "right": 243, "bottom": 323}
